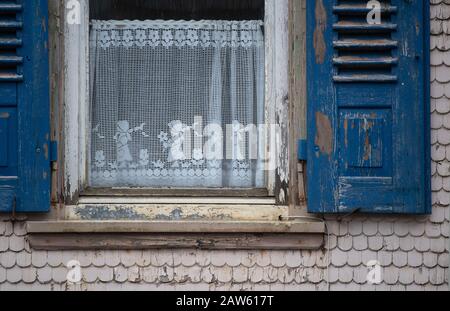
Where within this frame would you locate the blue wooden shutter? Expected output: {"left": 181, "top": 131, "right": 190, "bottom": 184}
{"left": 306, "top": 0, "right": 430, "bottom": 214}
{"left": 0, "top": 0, "right": 50, "bottom": 212}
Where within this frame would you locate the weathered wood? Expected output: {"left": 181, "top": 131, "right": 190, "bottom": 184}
{"left": 82, "top": 187, "right": 269, "bottom": 198}
{"left": 306, "top": 1, "right": 431, "bottom": 214}
{"left": 265, "top": 0, "right": 290, "bottom": 204}
{"left": 48, "top": 0, "right": 64, "bottom": 215}
{"left": 28, "top": 232, "right": 324, "bottom": 250}
{"left": 297, "top": 163, "right": 307, "bottom": 207}
{"left": 66, "top": 203, "right": 286, "bottom": 222}
{"left": 77, "top": 196, "right": 276, "bottom": 205}
{"left": 288, "top": 0, "right": 308, "bottom": 213}
{"left": 64, "top": 0, "right": 89, "bottom": 205}
{"left": 27, "top": 220, "right": 325, "bottom": 234}
{"left": 0, "top": 0, "right": 52, "bottom": 213}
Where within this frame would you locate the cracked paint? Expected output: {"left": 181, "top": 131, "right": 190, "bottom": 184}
{"left": 313, "top": 0, "right": 327, "bottom": 64}
{"left": 315, "top": 112, "right": 333, "bottom": 156}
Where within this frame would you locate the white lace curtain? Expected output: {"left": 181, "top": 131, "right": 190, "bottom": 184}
{"left": 89, "top": 19, "right": 265, "bottom": 188}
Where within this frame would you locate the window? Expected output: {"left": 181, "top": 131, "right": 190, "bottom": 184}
{"left": 64, "top": 0, "right": 288, "bottom": 205}
{"left": 87, "top": 0, "right": 271, "bottom": 190}
{"left": 2, "top": 0, "right": 429, "bottom": 218}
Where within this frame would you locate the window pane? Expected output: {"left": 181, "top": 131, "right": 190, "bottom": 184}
{"left": 89, "top": 0, "right": 264, "bottom": 21}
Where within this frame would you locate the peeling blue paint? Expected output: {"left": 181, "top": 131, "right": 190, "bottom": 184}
{"left": 307, "top": 0, "right": 431, "bottom": 214}
{"left": 0, "top": 0, "right": 51, "bottom": 213}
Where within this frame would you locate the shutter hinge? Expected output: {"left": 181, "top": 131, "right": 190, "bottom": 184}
{"left": 50, "top": 141, "right": 58, "bottom": 162}
{"left": 298, "top": 139, "right": 307, "bottom": 161}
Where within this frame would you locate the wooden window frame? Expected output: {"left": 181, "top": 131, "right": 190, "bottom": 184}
{"left": 63, "top": 0, "right": 290, "bottom": 206}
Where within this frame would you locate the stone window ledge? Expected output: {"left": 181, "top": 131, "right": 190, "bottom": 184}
{"left": 27, "top": 220, "right": 325, "bottom": 250}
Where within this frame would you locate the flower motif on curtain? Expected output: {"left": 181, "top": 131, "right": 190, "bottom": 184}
{"left": 94, "top": 151, "right": 106, "bottom": 168}
{"left": 99, "top": 31, "right": 111, "bottom": 48}
{"left": 200, "top": 31, "right": 211, "bottom": 47}
{"left": 135, "top": 29, "right": 147, "bottom": 47}
{"left": 123, "top": 30, "right": 134, "bottom": 48}
{"left": 162, "top": 30, "right": 173, "bottom": 48}
{"left": 148, "top": 30, "right": 160, "bottom": 47}
{"left": 110, "top": 30, "right": 120, "bottom": 47}
{"left": 174, "top": 30, "right": 186, "bottom": 47}
{"left": 93, "top": 20, "right": 264, "bottom": 49}
{"left": 186, "top": 30, "right": 199, "bottom": 47}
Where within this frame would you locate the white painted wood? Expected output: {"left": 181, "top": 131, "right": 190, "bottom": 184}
{"left": 275, "top": 0, "right": 290, "bottom": 201}
{"left": 65, "top": 203, "right": 287, "bottom": 222}
{"left": 265, "top": 0, "right": 276, "bottom": 194}
{"left": 64, "top": 0, "right": 89, "bottom": 202}
{"left": 77, "top": 197, "right": 277, "bottom": 205}
{"left": 264, "top": 0, "right": 289, "bottom": 198}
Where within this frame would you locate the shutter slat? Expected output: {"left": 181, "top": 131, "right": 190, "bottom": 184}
{"left": 0, "top": 55, "right": 23, "bottom": 65}
{"left": 333, "top": 56, "right": 398, "bottom": 67}
{"left": 332, "top": 2, "right": 398, "bottom": 83}
{"left": 0, "top": 21, "right": 23, "bottom": 29}
{"left": 333, "top": 5, "right": 397, "bottom": 15}
{"left": 0, "top": 4, "right": 22, "bottom": 12}
{"left": 0, "top": 3, "right": 23, "bottom": 83}
{"left": 333, "top": 39, "right": 397, "bottom": 50}
{"left": 0, "top": 38, "right": 22, "bottom": 47}
{"left": 333, "top": 74, "right": 397, "bottom": 83}
{"left": 333, "top": 22, "right": 397, "bottom": 33}
{"left": 0, "top": 73, "right": 23, "bottom": 82}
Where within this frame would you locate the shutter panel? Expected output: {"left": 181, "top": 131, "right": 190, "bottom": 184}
{"left": 0, "top": 0, "right": 50, "bottom": 212}
{"left": 306, "top": 0, "right": 430, "bottom": 214}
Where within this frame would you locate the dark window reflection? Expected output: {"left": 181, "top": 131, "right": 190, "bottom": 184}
{"left": 90, "top": 0, "right": 265, "bottom": 21}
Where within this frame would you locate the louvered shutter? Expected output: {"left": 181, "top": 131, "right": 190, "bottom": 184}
{"left": 0, "top": 0, "right": 50, "bottom": 212}
{"left": 306, "top": 0, "right": 430, "bottom": 214}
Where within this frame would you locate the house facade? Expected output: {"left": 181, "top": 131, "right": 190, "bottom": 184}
{"left": 0, "top": 0, "right": 449, "bottom": 291}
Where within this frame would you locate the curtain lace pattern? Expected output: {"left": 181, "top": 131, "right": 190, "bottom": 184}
{"left": 89, "top": 19, "right": 266, "bottom": 188}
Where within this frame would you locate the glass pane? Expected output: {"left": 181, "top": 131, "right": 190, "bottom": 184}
{"left": 89, "top": 1, "right": 266, "bottom": 189}
{"left": 89, "top": 0, "right": 265, "bottom": 20}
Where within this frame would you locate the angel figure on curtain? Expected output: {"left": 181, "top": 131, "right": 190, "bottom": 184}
{"left": 114, "top": 120, "right": 149, "bottom": 167}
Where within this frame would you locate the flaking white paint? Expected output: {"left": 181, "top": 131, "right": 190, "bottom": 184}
{"left": 64, "top": 0, "right": 89, "bottom": 202}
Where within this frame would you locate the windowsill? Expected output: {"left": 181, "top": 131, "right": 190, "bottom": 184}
{"left": 26, "top": 220, "right": 325, "bottom": 250}
{"left": 27, "top": 220, "right": 325, "bottom": 234}
{"left": 64, "top": 198, "right": 284, "bottom": 222}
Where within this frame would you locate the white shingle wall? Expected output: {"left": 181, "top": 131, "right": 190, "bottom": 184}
{"left": 0, "top": 1, "right": 449, "bottom": 291}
